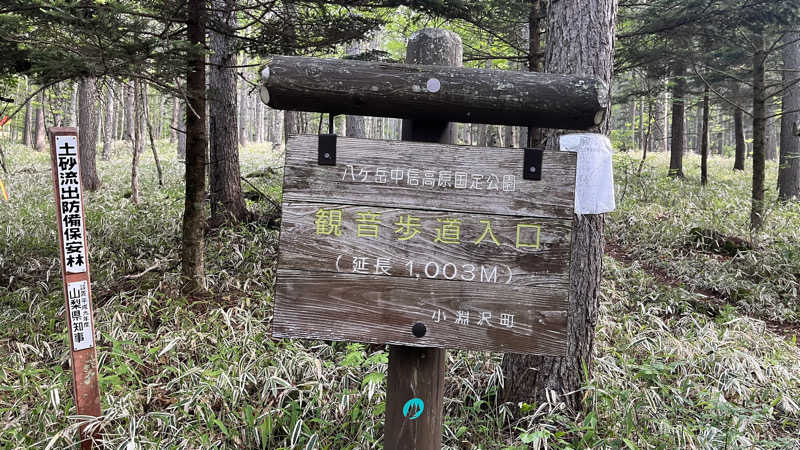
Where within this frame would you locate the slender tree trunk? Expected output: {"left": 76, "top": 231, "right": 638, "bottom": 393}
{"left": 651, "top": 83, "right": 666, "bottom": 153}
{"left": 503, "top": 125, "right": 515, "bottom": 148}
{"left": 209, "top": 0, "right": 249, "bottom": 223}
{"left": 142, "top": 84, "right": 164, "bottom": 186}
{"left": 112, "top": 86, "right": 121, "bottom": 141}
{"left": 67, "top": 81, "right": 80, "bottom": 127}
{"left": 22, "top": 90, "right": 32, "bottom": 146}
{"left": 765, "top": 103, "right": 777, "bottom": 161}
{"left": 701, "top": 85, "right": 710, "bottom": 185}
{"left": 669, "top": 63, "right": 686, "bottom": 177}
{"left": 751, "top": 33, "right": 767, "bottom": 231}
{"left": 345, "top": 41, "right": 367, "bottom": 138}
{"left": 182, "top": 0, "right": 208, "bottom": 292}
{"left": 102, "top": 79, "right": 114, "bottom": 161}
{"left": 501, "top": 0, "right": 616, "bottom": 413}
{"left": 177, "top": 101, "right": 187, "bottom": 159}
{"left": 694, "top": 96, "right": 703, "bottom": 153}
{"left": 131, "top": 80, "right": 143, "bottom": 204}
{"left": 255, "top": 98, "right": 264, "bottom": 142}
{"left": 527, "top": 0, "right": 545, "bottom": 147}
{"left": 34, "top": 92, "right": 46, "bottom": 152}
{"left": 78, "top": 77, "right": 101, "bottom": 190}
{"left": 779, "top": 31, "right": 800, "bottom": 200}
{"left": 170, "top": 97, "right": 179, "bottom": 143}
{"left": 237, "top": 54, "right": 249, "bottom": 148}
{"left": 125, "top": 82, "right": 135, "bottom": 142}
{"left": 734, "top": 104, "right": 746, "bottom": 170}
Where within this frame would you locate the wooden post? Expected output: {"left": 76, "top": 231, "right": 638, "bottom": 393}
{"left": 48, "top": 127, "right": 102, "bottom": 449}
{"left": 384, "top": 28, "right": 461, "bottom": 450}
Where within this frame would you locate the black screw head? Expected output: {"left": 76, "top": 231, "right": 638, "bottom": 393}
{"left": 412, "top": 322, "right": 427, "bottom": 338}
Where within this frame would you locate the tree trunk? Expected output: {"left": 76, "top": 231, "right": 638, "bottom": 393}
{"left": 504, "top": 125, "right": 515, "bottom": 148}
{"left": 694, "top": 96, "right": 703, "bottom": 153}
{"left": 143, "top": 84, "right": 164, "bottom": 186}
{"left": 669, "top": 63, "right": 686, "bottom": 177}
{"left": 170, "top": 97, "right": 179, "bottom": 143}
{"left": 779, "top": 31, "right": 800, "bottom": 200}
{"left": 102, "top": 79, "right": 114, "bottom": 161}
{"left": 34, "top": 92, "right": 47, "bottom": 152}
{"left": 22, "top": 89, "right": 32, "bottom": 146}
{"left": 65, "top": 81, "right": 80, "bottom": 127}
{"left": 177, "top": 101, "right": 187, "bottom": 159}
{"left": 255, "top": 97, "right": 264, "bottom": 142}
{"left": 131, "top": 80, "right": 143, "bottom": 204}
{"left": 182, "top": 0, "right": 208, "bottom": 293}
{"left": 284, "top": 110, "right": 298, "bottom": 143}
{"left": 765, "top": 103, "right": 777, "bottom": 161}
{"left": 112, "top": 86, "right": 121, "bottom": 141}
{"left": 238, "top": 54, "right": 249, "bottom": 148}
{"left": 734, "top": 101, "right": 746, "bottom": 170}
{"left": 125, "top": 82, "right": 135, "bottom": 142}
{"left": 345, "top": 41, "right": 367, "bottom": 139}
{"left": 208, "top": 0, "right": 249, "bottom": 223}
{"left": 78, "top": 77, "right": 101, "bottom": 191}
{"left": 701, "top": 85, "right": 710, "bottom": 185}
{"left": 651, "top": 83, "right": 666, "bottom": 152}
{"left": 527, "top": 0, "right": 545, "bottom": 147}
{"left": 500, "top": 0, "right": 616, "bottom": 414}
{"left": 751, "top": 33, "right": 767, "bottom": 231}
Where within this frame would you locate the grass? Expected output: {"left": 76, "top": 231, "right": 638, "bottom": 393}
{"left": 0, "top": 139, "right": 798, "bottom": 449}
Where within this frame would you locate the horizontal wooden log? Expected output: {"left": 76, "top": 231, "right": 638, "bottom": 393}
{"left": 279, "top": 203, "right": 572, "bottom": 289}
{"left": 273, "top": 269, "right": 568, "bottom": 355}
{"left": 260, "top": 56, "right": 608, "bottom": 129}
{"left": 282, "top": 135, "right": 577, "bottom": 219}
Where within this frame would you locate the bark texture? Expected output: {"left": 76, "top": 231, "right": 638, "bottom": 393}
{"left": 182, "top": 0, "right": 208, "bottom": 293}
{"left": 209, "top": 0, "right": 249, "bottom": 223}
{"left": 34, "top": 92, "right": 46, "bottom": 151}
{"left": 23, "top": 91, "right": 32, "bottom": 146}
{"left": 131, "top": 80, "right": 142, "bottom": 204}
{"left": 262, "top": 55, "right": 608, "bottom": 129}
{"left": 669, "top": 63, "right": 686, "bottom": 177}
{"left": 238, "top": 54, "right": 250, "bottom": 148}
{"left": 125, "top": 82, "right": 135, "bottom": 142}
{"left": 734, "top": 105, "right": 746, "bottom": 170}
{"left": 501, "top": 0, "right": 616, "bottom": 414}
{"left": 779, "top": 31, "right": 800, "bottom": 200}
{"left": 345, "top": 41, "right": 367, "bottom": 138}
{"left": 177, "top": 101, "right": 187, "bottom": 159}
{"left": 701, "top": 85, "right": 709, "bottom": 185}
{"left": 102, "top": 79, "right": 114, "bottom": 160}
{"left": 78, "top": 77, "right": 101, "bottom": 191}
{"left": 170, "top": 97, "right": 179, "bottom": 143}
{"left": 751, "top": 33, "right": 767, "bottom": 231}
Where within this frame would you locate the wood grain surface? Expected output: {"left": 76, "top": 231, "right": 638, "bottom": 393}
{"left": 273, "top": 270, "right": 568, "bottom": 354}
{"left": 283, "top": 135, "right": 577, "bottom": 219}
{"left": 274, "top": 135, "right": 576, "bottom": 356}
{"left": 279, "top": 203, "right": 571, "bottom": 289}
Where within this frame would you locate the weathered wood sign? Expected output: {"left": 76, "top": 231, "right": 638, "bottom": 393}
{"left": 48, "top": 128, "right": 101, "bottom": 449}
{"left": 274, "top": 135, "right": 576, "bottom": 355}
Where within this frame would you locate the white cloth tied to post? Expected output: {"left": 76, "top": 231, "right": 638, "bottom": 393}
{"left": 559, "top": 133, "right": 616, "bottom": 215}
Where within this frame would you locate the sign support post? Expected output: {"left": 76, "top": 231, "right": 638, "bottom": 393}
{"left": 383, "top": 28, "right": 462, "bottom": 450}
{"left": 48, "top": 127, "right": 102, "bottom": 449}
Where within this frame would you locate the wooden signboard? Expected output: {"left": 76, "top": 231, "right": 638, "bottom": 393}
{"left": 274, "top": 135, "right": 576, "bottom": 355}
{"left": 48, "top": 128, "right": 101, "bottom": 449}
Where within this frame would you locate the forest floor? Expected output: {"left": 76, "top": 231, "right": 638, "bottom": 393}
{"left": 1, "top": 139, "right": 799, "bottom": 449}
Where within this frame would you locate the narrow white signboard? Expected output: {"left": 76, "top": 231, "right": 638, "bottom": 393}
{"left": 54, "top": 135, "right": 88, "bottom": 274}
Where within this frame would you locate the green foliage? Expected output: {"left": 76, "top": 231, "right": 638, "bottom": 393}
{"left": 1, "top": 139, "right": 798, "bottom": 448}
